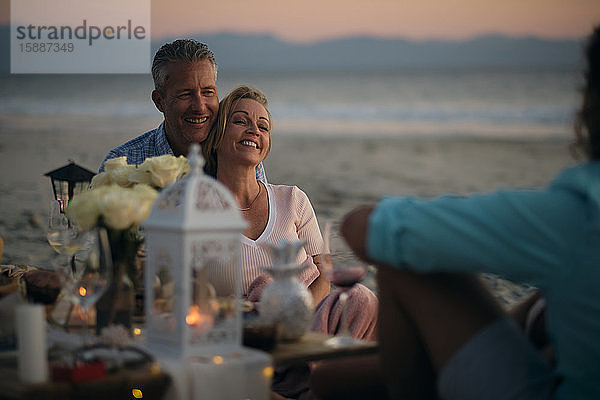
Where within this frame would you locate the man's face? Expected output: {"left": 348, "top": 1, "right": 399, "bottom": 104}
{"left": 152, "top": 60, "right": 218, "bottom": 155}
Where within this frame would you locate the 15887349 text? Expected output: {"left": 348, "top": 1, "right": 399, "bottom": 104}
{"left": 19, "top": 42, "right": 75, "bottom": 53}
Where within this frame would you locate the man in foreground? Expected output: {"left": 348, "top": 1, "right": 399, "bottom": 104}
{"left": 340, "top": 25, "right": 600, "bottom": 400}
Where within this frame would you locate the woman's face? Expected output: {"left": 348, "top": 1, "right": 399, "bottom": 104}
{"left": 217, "top": 98, "right": 271, "bottom": 168}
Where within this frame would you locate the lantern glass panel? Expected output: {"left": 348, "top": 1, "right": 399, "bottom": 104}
{"left": 73, "top": 181, "right": 90, "bottom": 198}
{"left": 189, "top": 238, "right": 240, "bottom": 346}
{"left": 151, "top": 266, "right": 176, "bottom": 335}
{"left": 187, "top": 269, "right": 217, "bottom": 341}
{"left": 52, "top": 179, "right": 70, "bottom": 212}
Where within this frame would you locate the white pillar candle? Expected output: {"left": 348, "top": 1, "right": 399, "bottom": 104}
{"left": 189, "top": 349, "right": 271, "bottom": 400}
{"left": 16, "top": 304, "right": 48, "bottom": 383}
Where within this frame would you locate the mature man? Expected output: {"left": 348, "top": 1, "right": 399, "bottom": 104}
{"left": 100, "top": 39, "right": 266, "bottom": 181}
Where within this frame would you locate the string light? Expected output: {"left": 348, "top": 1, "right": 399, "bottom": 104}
{"left": 262, "top": 366, "right": 274, "bottom": 379}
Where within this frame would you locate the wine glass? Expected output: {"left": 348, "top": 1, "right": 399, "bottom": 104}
{"left": 321, "top": 220, "right": 367, "bottom": 348}
{"left": 47, "top": 200, "right": 86, "bottom": 266}
{"left": 69, "top": 228, "right": 113, "bottom": 345}
{"left": 47, "top": 200, "right": 91, "bottom": 330}
{"left": 47, "top": 200, "right": 70, "bottom": 254}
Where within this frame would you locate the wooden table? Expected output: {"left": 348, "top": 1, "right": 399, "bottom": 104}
{"left": 269, "top": 332, "right": 378, "bottom": 367}
{"left": 0, "top": 332, "right": 377, "bottom": 398}
{"left": 0, "top": 364, "right": 170, "bottom": 400}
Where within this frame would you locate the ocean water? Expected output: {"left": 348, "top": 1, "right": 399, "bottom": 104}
{"left": 0, "top": 66, "right": 581, "bottom": 139}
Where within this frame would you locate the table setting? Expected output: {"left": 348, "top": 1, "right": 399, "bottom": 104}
{"left": 0, "top": 144, "right": 378, "bottom": 400}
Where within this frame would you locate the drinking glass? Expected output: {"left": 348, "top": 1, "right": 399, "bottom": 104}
{"left": 48, "top": 200, "right": 89, "bottom": 327}
{"left": 69, "top": 228, "right": 113, "bottom": 345}
{"left": 47, "top": 200, "right": 86, "bottom": 269}
{"left": 46, "top": 200, "right": 71, "bottom": 254}
{"left": 321, "top": 220, "right": 367, "bottom": 348}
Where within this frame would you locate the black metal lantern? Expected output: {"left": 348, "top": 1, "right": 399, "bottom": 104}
{"left": 44, "top": 160, "right": 96, "bottom": 213}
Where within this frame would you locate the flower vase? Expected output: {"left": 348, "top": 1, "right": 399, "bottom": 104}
{"left": 259, "top": 240, "right": 313, "bottom": 341}
{"left": 95, "top": 228, "right": 140, "bottom": 335}
{"left": 96, "top": 260, "right": 135, "bottom": 334}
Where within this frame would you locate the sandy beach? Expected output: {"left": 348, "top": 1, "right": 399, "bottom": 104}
{"left": 0, "top": 113, "right": 577, "bottom": 305}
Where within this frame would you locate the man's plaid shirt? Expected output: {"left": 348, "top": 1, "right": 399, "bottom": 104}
{"left": 99, "top": 121, "right": 267, "bottom": 182}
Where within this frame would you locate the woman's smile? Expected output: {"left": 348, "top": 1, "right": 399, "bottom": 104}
{"left": 239, "top": 139, "right": 260, "bottom": 149}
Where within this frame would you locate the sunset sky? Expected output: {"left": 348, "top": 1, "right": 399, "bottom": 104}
{"left": 150, "top": 0, "right": 600, "bottom": 42}
{"left": 2, "top": 0, "right": 599, "bottom": 43}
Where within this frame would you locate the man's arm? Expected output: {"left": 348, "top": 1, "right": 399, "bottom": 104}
{"left": 340, "top": 205, "right": 376, "bottom": 263}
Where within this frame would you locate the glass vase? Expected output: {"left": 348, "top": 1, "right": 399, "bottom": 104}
{"left": 96, "top": 260, "right": 134, "bottom": 334}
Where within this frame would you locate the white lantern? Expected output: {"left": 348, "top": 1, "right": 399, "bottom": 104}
{"left": 143, "top": 144, "right": 247, "bottom": 357}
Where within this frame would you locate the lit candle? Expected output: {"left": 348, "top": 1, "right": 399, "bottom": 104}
{"left": 186, "top": 305, "right": 214, "bottom": 334}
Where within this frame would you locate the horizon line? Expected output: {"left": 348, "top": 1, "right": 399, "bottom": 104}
{"left": 0, "top": 24, "right": 583, "bottom": 45}
{"left": 150, "top": 29, "right": 588, "bottom": 45}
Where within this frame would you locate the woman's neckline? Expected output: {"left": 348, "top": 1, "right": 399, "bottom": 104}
{"left": 241, "top": 183, "right": 275, "bottom": 246}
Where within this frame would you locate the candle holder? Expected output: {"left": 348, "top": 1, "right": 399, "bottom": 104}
{"left": 143, "top": 144, "right": 247, "bottom": 357}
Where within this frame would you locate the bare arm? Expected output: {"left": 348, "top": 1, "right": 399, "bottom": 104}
{"left": 340, "top": 205, "right": 376, "bottom": 263}
{"left": 308, "top": 254, "right": 330, "bottom": 306}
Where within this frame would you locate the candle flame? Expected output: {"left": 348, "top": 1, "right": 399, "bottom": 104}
{"left": 57, "top": 195, "right": 69, "bottom": 213}
{"left": 186, "top": 305, "right": 201, "bottom": 325}
{"left": 186, "top": 305, "right": 214, "bottom": 333}
{"left": 79, "top": 286, "right": 87, "bottom": 296}
{"left": 212, "top": 356, "right": 224, "bottom": 365}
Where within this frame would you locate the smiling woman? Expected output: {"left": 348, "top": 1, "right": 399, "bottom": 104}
{"left": 204, "top": 86, "right": 277, "bottom": 244}
{"left": 217, "top": 97, "right": 272, "bottom": 175}
{"left": 202, "top": 85, "right": 378, "bottom": 399}
{"left": 203, "top": 86, "right": 272, "bottom": 177}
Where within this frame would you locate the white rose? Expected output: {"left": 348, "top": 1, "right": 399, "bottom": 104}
{"left": 103, "top": 157, "right": 128, "bottom": 172}
{"left": 132, "top": 183, "right": 159, "bottom": 202}
{"left": 96, "top": 186, "right": 141, "bottom": 230}
{"left": 131, "top": 184, "right": 159, "bottom": 224}
{"left": 133, "top": 155, "right": 189, "bottom": 188}
{"left": 176, "top": 155, "right": 191, "bottom": 175}
{"left": 128, "top": 166, "right": 154, "bottom": 187}
{"left": 65, "top": 190, "right": 100, "bottom": 230}
{"left": 108, "top": 165, "right": 137, "bottom": 187}
{"left": 90, "top": 172, "right": 111, "bottom": 188}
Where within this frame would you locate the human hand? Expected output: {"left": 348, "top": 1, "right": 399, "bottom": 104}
{"left": 246, "top": 273, "right": 274, "bottom": 303}
{"left": 340, "top": 205, "right": 376, "bottom": 263}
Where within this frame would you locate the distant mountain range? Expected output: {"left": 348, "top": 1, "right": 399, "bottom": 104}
{"left": 186, "top": 32, "right": 584, "bottom": 71}
{"left": 1, "top": 25, "right": 585, "bottom": 73}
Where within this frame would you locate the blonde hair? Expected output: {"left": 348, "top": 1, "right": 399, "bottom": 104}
{"left": 203, "top": 85, "right": 272, "bottom": 177}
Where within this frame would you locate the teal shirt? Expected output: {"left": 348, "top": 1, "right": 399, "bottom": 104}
{"left": 367, "top": 162, "right": 600, "bottom": 399}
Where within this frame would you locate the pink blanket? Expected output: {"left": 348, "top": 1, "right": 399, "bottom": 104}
{"left": 312, "top": 283, "right": 378, "bottom": 341}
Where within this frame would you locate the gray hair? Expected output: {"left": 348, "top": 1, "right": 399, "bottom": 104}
{"left": 151, "top": 39, "right": 217, "bottom": 95}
